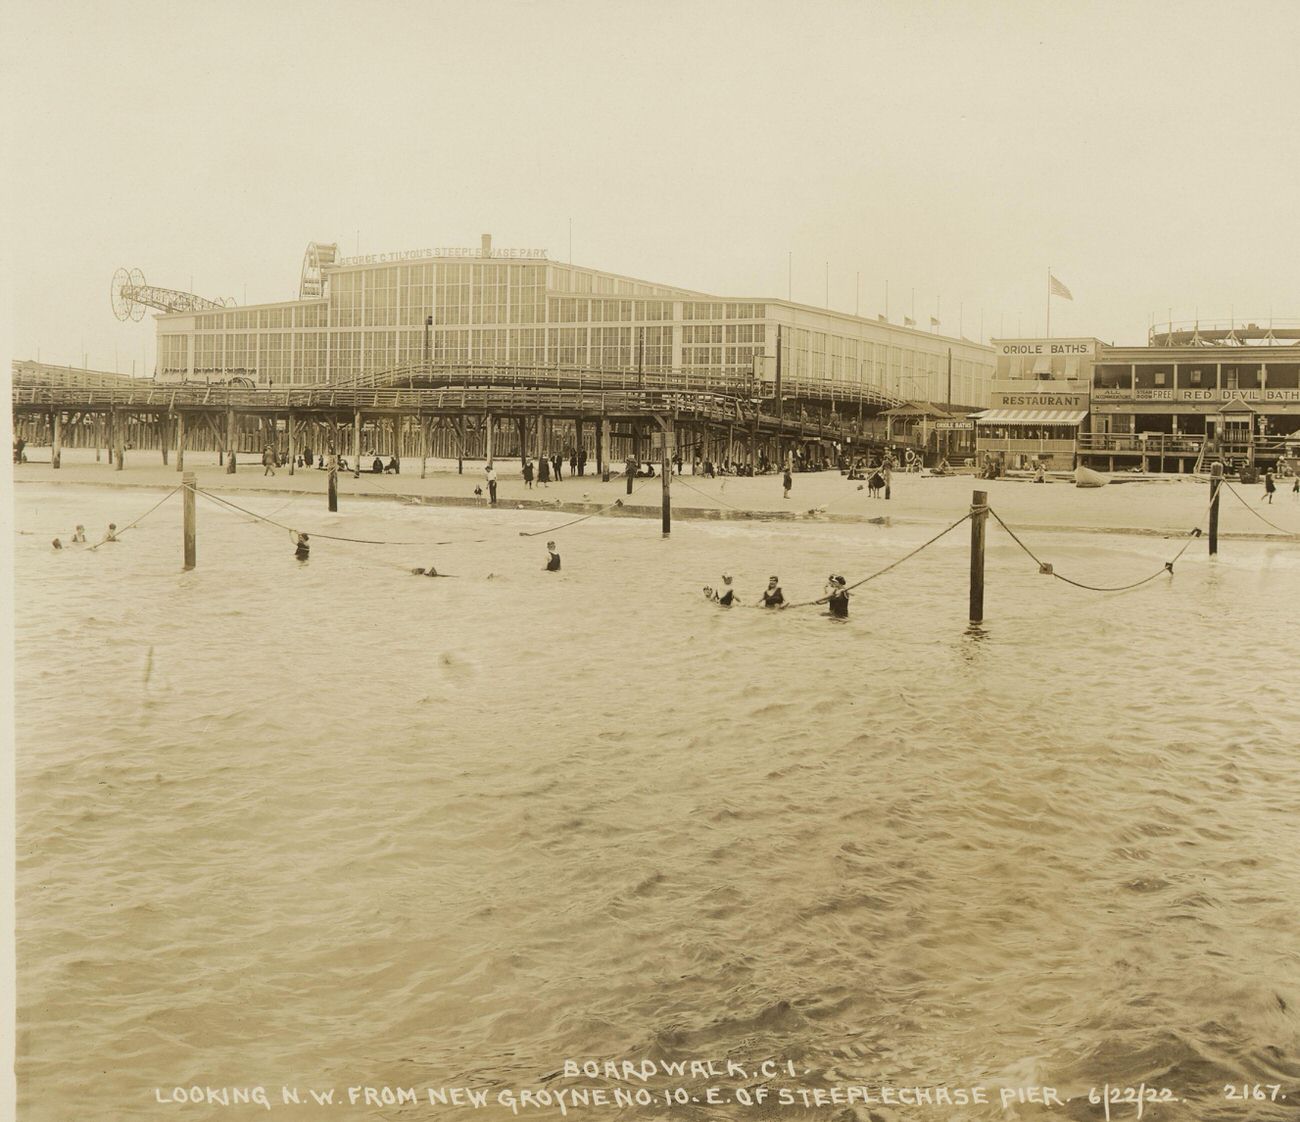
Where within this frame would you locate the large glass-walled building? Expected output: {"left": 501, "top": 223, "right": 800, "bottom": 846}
{"left": 155, "top": 236, "right": 995, "bottom": 408}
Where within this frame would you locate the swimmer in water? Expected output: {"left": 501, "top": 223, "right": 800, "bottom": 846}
{"left": 759, "top": 575, "right": 785, "bottom": 608}
{"left": 544, "top": 540, "right": 561, "bottom": 571}
{"left": 410, "top": 565, "right": 452, "bottom": 577}
{"left": 105, "top": 523, "right": 118, "bottom": 542}
{"left": 704, "top": 572, "right": 735, "bottom": 606}
{"left": 294, "top": 532, "right": 310, "bottom": 561}
{"left": 71, "top": 525, "right": 86, "bottom": 543}
{"left": 52, "top": 538, "right": 63, "bottom": 550}
{"left": 823, "top": 574, "right": 850, "bottom": 618}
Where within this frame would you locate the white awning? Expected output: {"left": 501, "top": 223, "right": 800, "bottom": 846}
{"left": 973, "top": 408, "right": 1089, "bottom": 426}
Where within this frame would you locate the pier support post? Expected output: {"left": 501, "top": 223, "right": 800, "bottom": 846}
{"left": 969, "top": 489, "right": 988, "bottom": 625}
{"left": 485, "top": 413, "right": 494, "bottom": 465}
{"left": 599, "top": 409, "right": 610, "bottom": 482}
{"left": 183, "top": 472, "right": 196, "bottom": 570}
{"left": 51, "top": 411, "right": 61, "bottom": 470}
{"left": 225, "top": 407, "right": 237, "bottom": 473}
{"left": 1209, "top": 461, "right": 1222, "bottom": 556}
{"left": 328, "top": 462, "right": 339, "bottom": 512}
{"left": 420, "top": 416, "right": 429, "bottom": 479}
{"left": 287, "top": 412, "right": 297, "bottom": 476}
{"left": 114, "top": 409, "right": 125, "bottom": 471}
{"left": 176, "top": 411, "right": 186, "bottom": 472}
{"left": 159, "top": 416, "right": 168, "bottom": 465}
{"left": 352, "top": 409, "right": 362, "bottom": 477}
{"left": 662, "top": 418, "right": 673, "bottom": 536}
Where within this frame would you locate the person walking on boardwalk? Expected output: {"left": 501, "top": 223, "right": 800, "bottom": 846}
{"left": 523, "top": 458, "right": 534, "bottom": 489}
{"left": 263, "top": 445, "right": 277, "bottom": 476}
{"left": 783, "top": 466, "right": 793, "bottom": 499}
{"left": 1262, "top": 470, "right": 1276, "bottom": 504}
{"left": 484, "top": 462, "right": 498, "bottom": 506}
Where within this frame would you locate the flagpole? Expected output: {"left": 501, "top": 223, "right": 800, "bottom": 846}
{"left": 1046, "top": 266, "right": 1051, "bottom": 339}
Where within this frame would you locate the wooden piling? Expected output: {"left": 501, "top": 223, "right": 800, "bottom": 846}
{"left": 352, "top": 409, "right": 362, "bottom": 477}
{"left": 328, "top": 462, "right": 339, "bottom": 512}
{"left": 1209, "top": 462, "right": 1222, "bottom": 556}
{"left": 662, "top": 418, "right": 673, "bottom": 536}
{"left": 51, "top": 411, "right": 61, "bottom": 469}
{"left": 114, "top": 409, "right": 125, "bottom": 470}
{"left": 182, "top": 472, "right": 196, "bottom": 570}
{"left": 287, "top": 412, "right": 297, "bottom": 475}
{"left": 485, "top": 413, "right": 494, "bottom": 465}
{"left": 420, "top": 415, "right": 429, "bottom": 478}
{"left": 969, "top": 489, "right": 988, "bottom": 624}
{"left": 159, "top": 416, "right": 168, "bottom": 465}
{"left": 225, "top": 407, "right": 237, "bottom": 473}
{"left": 176, "top": 410, "right": 186, "bottom": 471}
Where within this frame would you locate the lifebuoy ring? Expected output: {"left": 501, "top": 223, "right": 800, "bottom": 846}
{"left": 905, "top": 449, "right": 918, "bottom": 466}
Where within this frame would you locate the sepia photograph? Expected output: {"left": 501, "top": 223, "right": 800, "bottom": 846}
{"left": 4, "top": 2, "right": 1300, "bottom": 1120}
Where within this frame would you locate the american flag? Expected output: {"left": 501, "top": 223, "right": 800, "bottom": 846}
{"left": 1049, "top": 273, "right": 1073, "bottom": 301}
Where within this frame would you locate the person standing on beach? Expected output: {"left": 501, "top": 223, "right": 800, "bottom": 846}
{"left": 783, "top": 466, "right": 793, "bottom": 499}
{"left": 263, "top": 446, "right": 277, "bottom": 476}
{"left": 578, "top": 448, "right": 587, "bottom": 476}
{"left": 625, "top": 455, "right": 637, "bottom": 495}
{"left": 484, "top": 462, "right": 498, "bottom": 506}
{"left": 538, "top": 455, "right": 550, "bottom": 487}
{"left": 883, "top": 462, "right": 893, "bottom": 500}
{"left": 553, "top": 452, "right": 563, "bottom": 481}
{"left": 523, "top": 458, "right": 534, "bottom": 488}
{"left": 1262, "top": 470, "right": 1276, "bottom": 504}
{"left": 569, "top": 450, "right": 577, "bottom": 477}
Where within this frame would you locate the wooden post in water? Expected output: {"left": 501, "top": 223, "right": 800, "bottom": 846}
{"left": 175, "top": 411, "right": 186, "bottom": 471}
{"left": 182, "top": 471, "right": 196, "bottom": 570}
{"left": 1209, "top": 461, "right": 1222, "bottom": 556}
{"left": 51, "top": 410, "right": 62, "bottom": 469}
{"left": 225, "top": 407, "right": 237, "bottom": 473}
{"left": 328, "top": 460, "right": 339, "bottom": 512}
{"left": 662, "top": 417, "right": 673, "bottom": 536}
{"left": 969, "top": 489, "right": 988, "bottom": 624}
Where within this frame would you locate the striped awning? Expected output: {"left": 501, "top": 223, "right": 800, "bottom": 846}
{"left": 973, "top": 408, "right": 1088, "bottom": 426}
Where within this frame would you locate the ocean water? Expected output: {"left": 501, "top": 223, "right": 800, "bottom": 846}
{"left": 13, "top": 482, "right": 1300, "bottom": 1122}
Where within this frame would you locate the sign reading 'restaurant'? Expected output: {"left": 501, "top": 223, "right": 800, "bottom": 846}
{"left": 994, "top": 338, "right": 1097, "bottom": 357}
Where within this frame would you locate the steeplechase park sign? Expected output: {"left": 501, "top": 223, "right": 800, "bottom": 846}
{"left": 337, "top": 247, "right": 549, "bottom": 266}
{"left": 996, "top": 338, "right": 1097, "bottom": 357}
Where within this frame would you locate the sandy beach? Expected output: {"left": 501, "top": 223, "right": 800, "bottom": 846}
{"left": 13, "top": 446, "right": 1300, "bottom": 541}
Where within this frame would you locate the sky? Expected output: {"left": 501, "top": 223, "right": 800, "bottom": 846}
{"left": 3, "top": 0, "right": 1300, "bottom": 375}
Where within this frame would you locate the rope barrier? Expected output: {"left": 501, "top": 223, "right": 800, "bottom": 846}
{"left": 193, "top": 487, "right": 429, "bottom": 546}
{"left": 673, "top": 474, "right": 753, "bottom": 512}
{"left": 1222, "top": 482, "right": 1300, "bottom": 537}
{"left": 781, "top": 511, "right": 973, "bottom": 608}
{"left": 86, "top": 486, "right": 182, "bottom": 551}
{"left": 988, "top": 507, "right": 1201, "bottom": 593}
{"left": 517, "top": 475, "right": 659, "bottom": 537}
